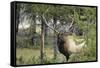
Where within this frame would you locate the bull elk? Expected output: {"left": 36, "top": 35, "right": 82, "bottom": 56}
{"left": 57, "top": 32, "right": 86, "bottom": 61}
{"left": 42, "top": 11, "right": 86, "bottom": 61}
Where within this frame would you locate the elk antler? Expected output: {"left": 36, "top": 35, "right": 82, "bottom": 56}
{"left": 42, "top": 8, "right": 60, "bottom": 34}
{"left": 68, "top": 16, "right": 74, "bottom": 31}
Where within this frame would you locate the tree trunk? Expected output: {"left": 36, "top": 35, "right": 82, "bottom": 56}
{"left": 33, "top": 17, "right": 36, "bottom": 34}
{"left": 45, "top": 23, "right": 48, "bottom": 37}
{"left": 32, "top": 17, "right": 36, "bottom": 46}
{"left": 53, "top": 17, "right": 58, "bottom": 60}
{"left": 44, "top": 22, "right": 48, "bottom": 46}
{"left": 40, "top": 16, "right": 45, "bottom": 64}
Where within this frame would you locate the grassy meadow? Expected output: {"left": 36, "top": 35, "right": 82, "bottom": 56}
{"left": 16, "top": 47, "right": 66, "bottom": 65}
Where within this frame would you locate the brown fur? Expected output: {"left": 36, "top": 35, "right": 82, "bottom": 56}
{"left": 57, "top": 32, "right": 85, "bottom": 61}
{"left": 57, "top": 32, "right": 72, "bottom": 61}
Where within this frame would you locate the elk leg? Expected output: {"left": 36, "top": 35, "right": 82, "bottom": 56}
{"left": 65, "top": 54, "right": 70, "bottom": 61}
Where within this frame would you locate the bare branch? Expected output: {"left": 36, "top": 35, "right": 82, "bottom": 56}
{"left": 42, "top": 15, "right": 59, "bottom": 34}
{"left": 42, "top": 8, "right": 59, "bottom": 34}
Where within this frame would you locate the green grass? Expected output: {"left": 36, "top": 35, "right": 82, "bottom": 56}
{"left": 16, "top": 36, "right": 96, "bottom": 65}
{"left": 16, "top": 43, "right": 96, "bottom": 65}
{"left": 16, "top": 47, "right": 67, "bottom": 65}
{"left": 16, "top": 48, "right": 40, "bottom": 65}
{"left": 16, "top": 24, "right": 97, "bottom": 65}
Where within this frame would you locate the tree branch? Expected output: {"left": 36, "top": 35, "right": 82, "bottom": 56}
{"left": 42, "top": 8, "right": 59, "bottom": 34}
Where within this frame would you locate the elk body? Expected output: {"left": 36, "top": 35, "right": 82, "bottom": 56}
{"left": 57, "top": 32, "right": 86, "bottom": 61}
